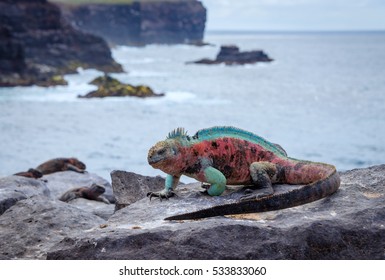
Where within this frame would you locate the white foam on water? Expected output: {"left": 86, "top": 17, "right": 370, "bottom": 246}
{"left": 128, "top": 70, "right": 170, "bottom": 78}
{"left": 163, "top": 91, "right": 196, "bottom": 102}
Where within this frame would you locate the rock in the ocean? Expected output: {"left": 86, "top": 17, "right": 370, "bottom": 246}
{"left": 47, "top": 165, "right": 385, "bottom": 260}
{"left": 189, "top": 45, "right": 273, "bottom": 65}
{"left": 78, "top": 75, "right": 164, "bottom": 98}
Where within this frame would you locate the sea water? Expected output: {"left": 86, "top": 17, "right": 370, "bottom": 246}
{"left": 1, "top": 31, "right": 384, "bottom": 182}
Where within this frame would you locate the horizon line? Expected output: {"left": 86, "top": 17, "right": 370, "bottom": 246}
{"left": 205, "top": 29, "right": 385, "bottom": 34}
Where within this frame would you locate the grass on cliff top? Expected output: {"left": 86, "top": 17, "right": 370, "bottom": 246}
{"left": 50, "top": 0, "right": 191, "bottom": 4}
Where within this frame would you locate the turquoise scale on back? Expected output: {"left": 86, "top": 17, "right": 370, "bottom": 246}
{"left": 192, "top": 126, "right": 287, "bottom": 157}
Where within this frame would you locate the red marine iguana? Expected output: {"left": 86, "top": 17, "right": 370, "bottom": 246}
{"left": 147, "top": 126, "right": 340, "bottom": 220}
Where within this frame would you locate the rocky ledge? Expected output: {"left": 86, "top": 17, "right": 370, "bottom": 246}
{"left": 78, "top": 75, "right": 164, "bottom": 98}
{"left": 0, "top": 0, "right": 122, "bottom": 87}
{"left": 1, "top": 165, "right": 384, "bottom": 259}
{"left": 189, "top": 45, "right": 273, "bottom": 65}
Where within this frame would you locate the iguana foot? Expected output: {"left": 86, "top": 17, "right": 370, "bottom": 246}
{"left": 147, "top": 190, "right": 176, "bottom": 201}
{"left": 200, "top": 183, "right": 223, "bottom": 196}
{"left": 199, "top": 182, "right": 211, "bottom": 194}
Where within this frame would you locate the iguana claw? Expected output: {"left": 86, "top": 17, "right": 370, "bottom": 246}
{"left": 147, "top": 190, "right": 176, "bottom": 201}
{"left": 199, "top": 183, "right": 211, "bottom": 195}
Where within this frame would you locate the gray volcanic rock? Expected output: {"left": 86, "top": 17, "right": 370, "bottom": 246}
{"left": 0, "top": 171, "right": 114, "bottom": 219}
{"left": 47, "top": 165, "right": 385, "bottom": 260}
{"left": 0, "top": 196, "right": 105, "bottom": 260}
{"left": 43, "top": 171, "right": 112, "bottom": 199}
{"left": 189, "top": 45, "right": 273, "bottom": 65}
{"left": 110, "top": 170, "right": 166, "bottom": 210}
{"left": 0, "top": 176, "right": 50, "bottom": 215}
{"left": 43, "top": 171, "right": 115, "bottom": 219}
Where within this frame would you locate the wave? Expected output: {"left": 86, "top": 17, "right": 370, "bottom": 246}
{"left": 128, "top": 70, "right": 169, "bottom": 78}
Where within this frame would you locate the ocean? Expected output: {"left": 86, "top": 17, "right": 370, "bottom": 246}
{"left": 1, "top": 31, "right": 384, "bottom": 182}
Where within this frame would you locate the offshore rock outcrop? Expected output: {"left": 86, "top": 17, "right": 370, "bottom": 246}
{"left": 189, "top": 45, "right": 274, "bottom": 65}
{"left": 58, "top": 0, "right": 206, "bottom": 45}
{"left": 78, "top": 75, "right": 164, "bottom": 98}
{"left": 0, "top": 0, "right": 122, "bottom": 87}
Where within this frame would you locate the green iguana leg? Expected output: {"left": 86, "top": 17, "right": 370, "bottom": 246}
{"left": 147, "top": 174, "right": 180, "bottom": 200}
{"left": 202, "top": 166, "right": 227, "bottom": 196}
{"left": 241, "top": 162, "right": 277, "bottom": 200}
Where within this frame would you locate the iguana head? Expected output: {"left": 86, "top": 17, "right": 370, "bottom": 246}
{"left": 148, "top": 128, "right": 189, "bottom": 173}
{"left": 68, "top": 158, "right": 86, "bottom": 171}
{"left": 147, "top": 139, "right": 180, "bottom": 170}
{"left": 89, "top": 184, "right": 105, "bottom": 196}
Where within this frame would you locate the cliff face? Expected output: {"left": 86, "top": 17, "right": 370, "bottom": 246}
{"left": 0, "top": 0, "right": 122, "bottom": 87}
{"left": 60, "top": 0, "right": 206, "bottom": 45}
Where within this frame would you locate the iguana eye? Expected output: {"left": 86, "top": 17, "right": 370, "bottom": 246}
{"left": 158, "top": 148, "right": 166, "bottom": 155}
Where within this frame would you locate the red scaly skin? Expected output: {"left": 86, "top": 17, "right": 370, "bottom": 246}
{"left": 164, "top": 137, "right": 333, "bottom": 186}
{"left": 148, "top": 127, "right": 340, "bottom": 220}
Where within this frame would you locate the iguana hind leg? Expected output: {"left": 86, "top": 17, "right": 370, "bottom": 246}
{"left": 202, "top": 166, "right": 227, "bottom": 196}
{"left": 241, "top": 162, "right": 277, "bottom": 201}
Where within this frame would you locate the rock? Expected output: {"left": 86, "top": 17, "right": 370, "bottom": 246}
{"left": 0, "top": 176, "right": 50, "bottom": 215}
{"left": 66, "top": 197, "right": 114, "bottom": 221}
{"left": 43, "top": 171, "right": 115, "bottom": 219}
{"left": 57, "top": 0, "right": 206, "bottom": 45}
{"left": 110, "top": 170, "right": 166, "bottom": 211}
{"left": 189, "top": 45, "right": 273, "bottom": 65}
{"left": 0, "top": 171, "right": 115, "bottom": 219}
{"left": 78, "top": 75, "right": 164, "bottom": 98}
{"left": 0, "top": 190, "right": 27, "bottom": 216}
{"left": 0, "top": 196, "right": 105, "bottom": 260}
{"left": 46, "top": 165, "right": 385, "bottom": 260}
{"left": 43, "top": 171, "right": 112, "bottom": 199}
{"left": 0, "top": 0, "right": 122, "bottom": 87}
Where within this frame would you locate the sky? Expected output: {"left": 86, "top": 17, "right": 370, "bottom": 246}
{"left": 200, "top": 0, "right": 385, "bottom": 31}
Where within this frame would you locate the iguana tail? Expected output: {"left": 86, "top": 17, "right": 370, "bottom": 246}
{"left": 165, "top": 166, "right": 340, "bottom": 221}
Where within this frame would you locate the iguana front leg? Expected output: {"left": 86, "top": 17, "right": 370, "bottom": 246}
{"left": 147, "top": 174, "right": 180, "bottom": 200}
{"left": 241, "top": 162, "right": 277, "bottom": 200}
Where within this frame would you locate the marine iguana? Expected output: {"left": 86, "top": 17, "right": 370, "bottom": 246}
{"left": 147, "top": 126, "right": 340, "bottom": 220}
{"left": 13, "top": 168, "right": 43, "bottom": 179}
{"left": 59, "top": 184, "right": 110, "bottom": 204}
{"left": 35, "top": 157, "right": 86, "bottom": 175}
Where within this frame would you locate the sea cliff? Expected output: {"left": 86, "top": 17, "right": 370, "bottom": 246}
{"left": 0, "top": 0, "right": 122, "bottom": 87}
{"left": 57, "top": 0, "right": 207, "bottom": 45}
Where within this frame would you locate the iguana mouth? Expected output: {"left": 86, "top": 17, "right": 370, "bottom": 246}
{"left": 147, "top": 154, "right": 163, "bottom": 166}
